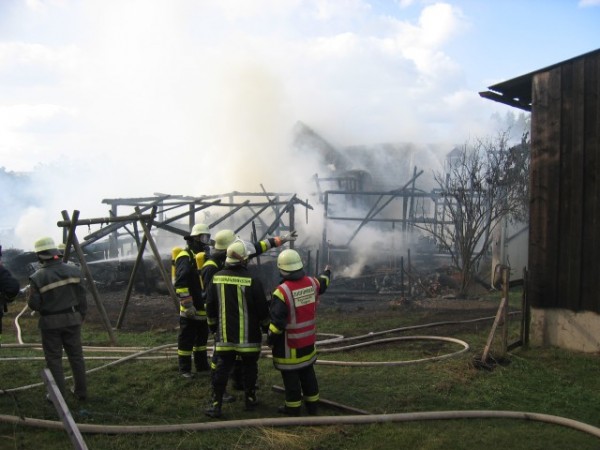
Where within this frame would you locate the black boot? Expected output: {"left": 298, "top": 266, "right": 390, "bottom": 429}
{"left": 178, "top": 355, "right": 193, "bottom": 378}
{"left": 244, "top": 390, "right": 258, "bottom": 411}
{"left": 205, "top": 392, "right": 223, "bottom": 418}
{"left": 223, "top": 390, "right": 236, "bottom": 403}
{"left": 277, "top": 405, "right": 301, "bottom": 416}
{"left": 305, "top": 401, "right": 318, "bottom": 416}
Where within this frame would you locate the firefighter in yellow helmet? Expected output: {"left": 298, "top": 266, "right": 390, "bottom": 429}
{"left": 202, "top": 229, "right": 298, "bottom": 392}
{"left": 174, "top": 223, "right": 212, "bottom": 378}
{"left": 205, "top": 240, "right": 270, "bottom": 418}
{"left": 268, "top": 249, "right": 331, "bottom": 416}
{"left": 201, "top": 229, "right": 298, "bottom": 298}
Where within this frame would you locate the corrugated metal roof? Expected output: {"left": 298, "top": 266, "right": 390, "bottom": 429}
{"left": 479, "top": 48, "right": 600, "bottom": 112}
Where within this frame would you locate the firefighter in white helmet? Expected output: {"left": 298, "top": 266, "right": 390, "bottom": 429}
{"left": 201, "top": 229, "right": 298, "bottom": 297}
{"left": 268, "top": 249, "right": 331, "bottom": 416}
{"left": 28, "top": 236, "right": 88, "bottom": 402}
{"left": 202, "top": 228, "right": 298, "bottom": 393}
{"left": 173, "top": 223, "right": 212, "bottom": 378}
{"left": 204, "top": 240, "right": 270, "bottom": 418}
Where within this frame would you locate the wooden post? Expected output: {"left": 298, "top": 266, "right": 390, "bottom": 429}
{"left": 481, "top": 296, "right": 507, "bottom": 364}
{"left": 251, "top": 221, "right": 262, "bottom": 266}
{"left": 400, "top": 256, "right": 405, "bottom": 298}
{"left": 42, "top": 369, "right": 88, "bottom": 450}
{"left": 321, "top": 192, "right": 329, "bottom": 271}
{"left": 117, "top": 231, "right": 149, "bottom": 329}
{"left": 522, "top": 267, "right": 530, "bottom": 346}
{"left": 407, "top": 249, "right": 412, "bottom": 297}
{"left": 501, "top": 266, "right": 510, "bottom": 356}
{"left": 289, "top": 204, "right": 295, "bottom": 250}
{"left": 136, "top": 207, "right": 179, "bottom": 311}
{"left": 62, "top": 210, "right": 117, "bottom": 346}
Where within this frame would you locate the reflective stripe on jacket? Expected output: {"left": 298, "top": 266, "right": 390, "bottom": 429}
{"left": 270, "top": 276, "right": 322, "bottom": 371}
{"left": 275, "top": 277, "right": 318, "bottom": 348}
{"left": 206, "top": 266, "right": 269, "bottom": 353}
{"left": 28, "top": 259, "right": 87, "bottom": 330}
{"left": 174, "top": 248, "right": 206, "bottom": 319}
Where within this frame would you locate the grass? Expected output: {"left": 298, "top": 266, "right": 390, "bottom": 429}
{"left": 1, "top": 289, "right": 599, "bottom": 449}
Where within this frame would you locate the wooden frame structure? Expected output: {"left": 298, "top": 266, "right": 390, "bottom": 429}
{"left": 59, "top": 193, "right": 312, "bottom": 333}
{"left": 58, "top": 208, "right": 178, "bottom": 342}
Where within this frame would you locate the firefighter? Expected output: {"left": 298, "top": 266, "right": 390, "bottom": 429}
{"left": 201, "top": 228, "right": 298, "bottom": 391}
{"left": 28, "top": 237, "right": 88, "bottom": 401}
{"left": 174, "top": 223, "right": 212, "bottom": 378}
{"left": 267, "top": 249, "right": 331, "bottom": 416}
{"left": 205, "top": 240, "right": 270, "bottom": 418}
{"left": 0, "top": 244, "right": 20, "bottom": 348}
{"left": 201, "top": 229, "right": 298, "bottom": 289}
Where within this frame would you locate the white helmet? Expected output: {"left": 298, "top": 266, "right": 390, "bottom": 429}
{"left": 214, "top": 229, "right": 237, "bottom": 250}
{"left": 277, "top": 249, "right": 303, "bottom": 272}
{"left": 225, "top": 240, "right": 248, "bottom": 265}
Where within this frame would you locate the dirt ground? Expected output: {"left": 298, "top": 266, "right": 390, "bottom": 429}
{"left": 83, "top": 286, "right": 504, "bottom": 334}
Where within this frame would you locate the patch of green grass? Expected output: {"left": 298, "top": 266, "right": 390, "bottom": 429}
{"left": 1, "top": 293, "right": 599, "bottom": 449}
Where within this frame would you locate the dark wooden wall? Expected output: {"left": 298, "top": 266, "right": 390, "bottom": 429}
{"left": 528, "top": 51, "right": 600, "bottom": 312}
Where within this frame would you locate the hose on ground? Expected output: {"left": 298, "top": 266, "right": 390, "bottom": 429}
{"left": 1, "top": 343, "right": 175, "bottom": 394}
{"left": 0, "top": 410, "right": 599, "bottom": 439}
{"left": 5, "top": 311, "right": 595, "bottom": 440}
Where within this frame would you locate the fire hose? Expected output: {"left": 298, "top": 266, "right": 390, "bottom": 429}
{"left": 2, "top": 316, "right": 599, "bottom": 440}
{"left": 0, "top": 410, "right": 599, "bottom": 438}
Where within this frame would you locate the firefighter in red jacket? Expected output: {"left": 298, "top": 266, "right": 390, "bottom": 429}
{"left": 205, "top": 240, "right": 270, "bottom": 418}
{"left": 174, "top": 223, "right": 211, "bottom": 378}
{"left": 268, "top": 249, "right": 331, "bottom": 416}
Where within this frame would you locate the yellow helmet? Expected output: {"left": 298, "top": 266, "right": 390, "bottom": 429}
{"left": 225, "top": 240, "right": 248, "bottom": 265}
{"left": 277, "top": 249, "right": 303, "bottom": 272}
{"left": 214, "top": 229, "right": 237, "bottom": 250}
{"left": 34, "top": 236, "right": 58, "bottom": 253}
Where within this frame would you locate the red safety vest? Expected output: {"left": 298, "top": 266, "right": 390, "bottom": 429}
{"left": 275, "top": 277, "right": 319, "bottom": 349}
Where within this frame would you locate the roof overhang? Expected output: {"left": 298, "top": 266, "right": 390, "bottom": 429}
{"left": 479, "top": 48, "right": 600, "bottom": 112}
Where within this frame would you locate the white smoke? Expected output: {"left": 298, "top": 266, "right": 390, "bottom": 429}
{"left": 1, "top": 1, "right": 523, "bottom": 250}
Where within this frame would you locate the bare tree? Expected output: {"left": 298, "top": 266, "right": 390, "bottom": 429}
{"left": 418, "top": 131, "right": 529, "bottom": 296}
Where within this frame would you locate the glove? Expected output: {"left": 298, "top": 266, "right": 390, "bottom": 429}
{"left": 184, "top": 306, "right": 197, "bottom": 318}
{"left": 280, "top": 230, "right": 298, "bottom": 244}
{"left": 266, "top": 330, "right": 282, "bottom": 348}
{"left": 19, "top": 285, "right": 31, "bottom": 299}
{"left": 266, "top": 330, "right": 275, "bottom": 347}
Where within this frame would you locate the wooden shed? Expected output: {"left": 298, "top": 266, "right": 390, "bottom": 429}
{"left": 480, "top": 48, "right": 600, "bottom": 353}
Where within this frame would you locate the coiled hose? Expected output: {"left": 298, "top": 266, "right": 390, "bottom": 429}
{"left": 2, "top": 312, "right": 599, "bottom": 439}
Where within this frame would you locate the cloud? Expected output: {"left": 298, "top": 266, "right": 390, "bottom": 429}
{"left": 0, "top": 0, "right": 509, "bottom": 249}
{"left": 579, "top": 0, "right": 600, "bottom": 6}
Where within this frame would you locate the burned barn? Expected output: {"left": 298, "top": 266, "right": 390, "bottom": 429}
{"left": 2, "top": 115, "right": 530, "bottom": 342}
{"left": 480, "top": 48, "right": 600, "bottom": 352}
